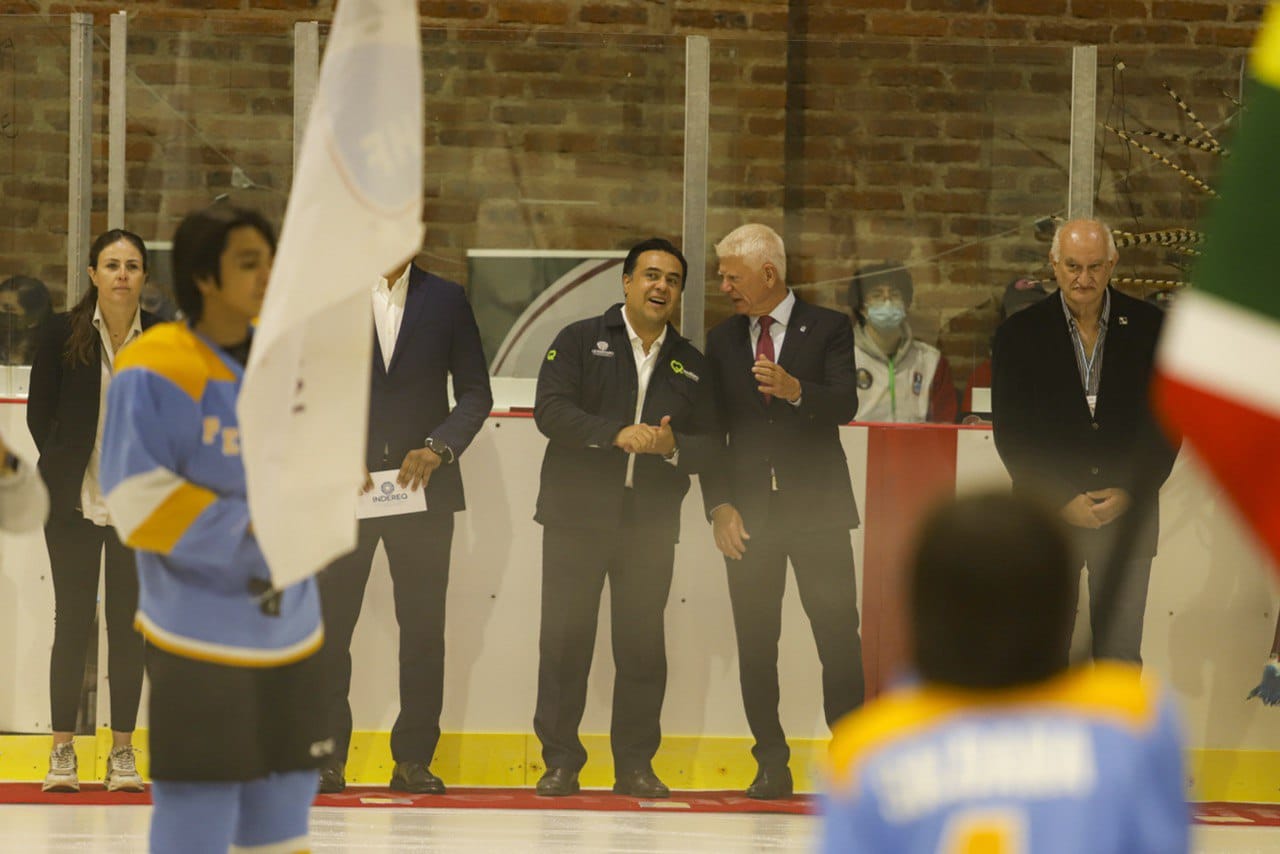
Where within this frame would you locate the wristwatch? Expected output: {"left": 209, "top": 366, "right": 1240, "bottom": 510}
{"left": 424, "top": 436, "right": 455, "bottom": 465}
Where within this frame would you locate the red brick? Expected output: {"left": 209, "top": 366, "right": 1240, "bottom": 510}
{"left": 1193, "top": 24, "right": 1259, "bottom": 47}
{"left": 421, "top": 1, "right": 491, "bottom": 20}
{"left": 867, "top": 13, "right": 949, "bottom": 37}
{"left": 992, "top": 0, "right": 1067, "bottom": 12}
{"left": 579, "top": 4, "right": 648, "bottom": 26}
{"left": 1153, "top": 1, "right": 1228, "bottom": 20}
{"left": 949, "top": 17, "right": 1030, "bottom": 39}
{"left": 1073, "top": 0, "right": 1149, "bottom": 17}
{"left": 496, "top": 1, "right": 569, "bottom": 25}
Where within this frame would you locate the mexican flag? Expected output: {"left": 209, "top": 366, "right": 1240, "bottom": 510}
{"left": 1155, "top": 2, "right": 1280, "bottom": 573}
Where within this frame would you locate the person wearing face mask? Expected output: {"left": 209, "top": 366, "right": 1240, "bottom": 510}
{"left": 0, "top": 275, "right": 53, "bottom": 365}
{"left": 848, "top": 263, "right": 957, "bottom": 424}
{"left": 27, "top": 229, "right": 160, "bottom": 793}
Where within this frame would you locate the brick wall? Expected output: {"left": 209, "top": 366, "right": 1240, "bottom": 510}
{"left": 0, "top": 0, "right": 1263, "bottom": 384}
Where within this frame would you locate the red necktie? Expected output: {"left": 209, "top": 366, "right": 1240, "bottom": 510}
{"left": 755, "top": 315, "right": 775, "bottom": 403}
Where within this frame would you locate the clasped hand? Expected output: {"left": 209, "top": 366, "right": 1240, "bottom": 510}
{"left": 614, "top": 415, "right": 675, "bottom": 456}
{"left": 752, "top": 358, "right": 801, "bottom": 402}
{"left": 1061, "top": 488, "right": 1131, "bottom": 529}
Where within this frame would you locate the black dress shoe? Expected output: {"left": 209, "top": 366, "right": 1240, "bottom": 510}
{"left": 745, "top": 766, "right": 793, "bottom": 800}
{"left": 535, "top": 767, "right": 580, "bottom": 797}
{"left": 318, "top": 759, "right": 346, "bottom": 794}
{"left": 612, "top": 768, "right": 670, "bottom": 798}
{"left": 389, "top": 760, "right": 446, "bottom": 795}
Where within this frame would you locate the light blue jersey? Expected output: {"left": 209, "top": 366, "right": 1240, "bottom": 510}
{"left": 821, "top": 663, "right": 1188, "bottom": 853}
{"left": 100, "top": 322, "right": 322, "bottom": 666}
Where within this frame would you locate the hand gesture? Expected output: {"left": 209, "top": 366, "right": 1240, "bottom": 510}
{"left": 752, "top": 358, "right": 801, "bottom": 403}
{"left": 1248, "top": 661, "right": 1280, "bottom": 705}
{"left": 1086, "top": 488, "right": 1131, "bottom": 526}
{"left": 652, "top": 415, "right": 676, "bottom": 457}
{"left": 712, "top": 504, "right": 750, "bottom": 560}
{"left": 358, "top": 469, "right": 374, "bottom": 496}
{"left": 398, "top": 447, "right": 443, "bottom": 492}
{"left": 1061, "top": 493, "right": 1103, "bottom": 529}
{"left": 614, "top": 424, "right": 658, "bottom": 454}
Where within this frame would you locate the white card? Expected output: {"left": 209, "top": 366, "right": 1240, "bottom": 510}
{"left": 356, "top": 469, "right": 428, "bottom": 519}
{"left": 969, "top": 387, "right": 991, "bottom": 412}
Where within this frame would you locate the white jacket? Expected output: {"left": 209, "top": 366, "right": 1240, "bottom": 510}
{"left": 853, "top": 323, "right": 949, "bottom": 423}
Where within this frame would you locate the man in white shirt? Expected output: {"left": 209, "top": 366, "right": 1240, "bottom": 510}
{"left": 317, "top": 257, "right": 492, "bottom": 794}
{"left": 531, "top": 238, "right": 719, "bottom": 798}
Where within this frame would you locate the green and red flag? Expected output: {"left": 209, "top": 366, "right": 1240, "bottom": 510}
{"left": 1156, "top": 2, "right": 1280, "bottom": 573}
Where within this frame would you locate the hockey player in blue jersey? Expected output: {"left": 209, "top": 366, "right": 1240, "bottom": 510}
{"left": 821, "top": 491, "right": 1189, "bottom": 853}
{"left": 100, "top": 204, "right": 329, "bottom": 854}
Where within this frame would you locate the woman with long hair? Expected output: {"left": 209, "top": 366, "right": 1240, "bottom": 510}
{"left": 27, "top": 228, "right": 159, "bottom": 792}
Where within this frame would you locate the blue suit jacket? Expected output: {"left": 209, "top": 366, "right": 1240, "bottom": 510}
{"left": 366, "top": 266, "right": 492, "bottom": 514}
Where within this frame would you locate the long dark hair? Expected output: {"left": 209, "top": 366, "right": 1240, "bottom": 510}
{"left": 64, "top": 229, "right": 148, "bottom": 367}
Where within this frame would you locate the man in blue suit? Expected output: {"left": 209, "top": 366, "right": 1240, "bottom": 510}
{"left": 318, "top": 259, "right": 493, "bottom": 794}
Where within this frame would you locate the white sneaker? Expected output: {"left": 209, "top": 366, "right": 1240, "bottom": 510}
{"left": 105, "top": 745, "right": 144, "bottom": 792}
{"left": 42, "top": 742, "right": 78, "bottom": 793}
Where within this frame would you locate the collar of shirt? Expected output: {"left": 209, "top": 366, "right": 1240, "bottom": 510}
{"left": 621, "top": 304, "right": 668, "bottom": 360}
{"left": 751, "top": 288, "right": 796, "bottom": 336}
{"left": 1059, "top": 286, "right": 1110, "bottom": 334}
{"left": 374, "top": 264, "right": 411, "bottom": 301}
{"left": 91, "top": 303, "right": 143, "bottom": 349}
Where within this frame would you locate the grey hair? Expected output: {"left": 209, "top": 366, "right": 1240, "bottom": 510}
{"left": 1050, "top": 218, "right": 1118, "bottom": 263}
{"left": 715, "top": 223, "right": 787, "bottom": 283}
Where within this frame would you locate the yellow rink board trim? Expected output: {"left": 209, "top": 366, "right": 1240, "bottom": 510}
{"left": 0, "top": 733, "right": 1276, "bottom": 803}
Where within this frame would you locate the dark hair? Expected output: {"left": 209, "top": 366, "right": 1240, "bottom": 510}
{"left": 0, "top": 275, "right": 52, "bottom": 321}
{"left": 65, "top": 229, "right": 149, "bottom": 367}
{"left": 623, "top": 237, "right": 687, "bottom": 286}
{"left": 172, "top": 205, "right": 276, "bottom": 324}
{"left": 909, "top": 491, "right": 1076, "bottom": 690}
{"left": 848, "top": 262, "right": 913, "bottom": 325}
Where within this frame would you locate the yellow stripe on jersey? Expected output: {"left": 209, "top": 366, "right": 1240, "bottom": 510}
{"left": 135, "top": 614, "right": 324, "bottom": 668}
{"left": 828, "top": 663, "right": 1157, "bottom": 788}
{"left": 113, "top": 321, "right": 236, "bottom": 401}
{"left": 107, "top": 467, "right": 215, "bottom": 552}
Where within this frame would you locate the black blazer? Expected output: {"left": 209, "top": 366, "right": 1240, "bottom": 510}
{"left": 366, "top": 266, "right": 492, "bottom": 515}
{"left": 533, "top": 303, "right": 719, "bottom": 540}
{"left": 27, "top": 309, "right": 160, "bottom": 520}
{"left": 991, "top": 287, "right": 1180, "bottom": 556}
{"left": 700, "top": 295, "right": 861, "bottom": 532}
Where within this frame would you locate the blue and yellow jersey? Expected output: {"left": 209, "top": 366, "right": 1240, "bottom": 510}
{"left": 821, "top": 663, "right": 1188, "bottom": 854}
{"left": 100, "top": 322, "right": 322, "bottom": 667}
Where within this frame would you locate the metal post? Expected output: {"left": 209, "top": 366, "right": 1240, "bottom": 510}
{"left": 1067, "top": 45, "right": 1098, "bottom": 221}
{"left": 681, "top": 35, "right": 710, "bottom": 348}
{"left": 67, "top": 13, "right": 93, "bottom": 305}
{"left": 108, "top": 11, "right": 127, "bottom": 231}
{"left": 293, "top": 21, "right": 320, "bottom": 171}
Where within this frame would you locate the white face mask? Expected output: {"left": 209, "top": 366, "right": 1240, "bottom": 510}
{"left": 866, "top": 302, "right": 906, "bottom": 331}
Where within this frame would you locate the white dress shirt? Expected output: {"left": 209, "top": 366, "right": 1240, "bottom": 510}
{"left": 81, "top": 304, "right": 143, "bottom": 526}
{"left": 622, "top": 307, "right": 668, "bottom": 488}
{"left": 749, "top": 288, "right": 797, "bottom": 359}
{"left": 372, "top": 265, "right": 411, "bottom": 368}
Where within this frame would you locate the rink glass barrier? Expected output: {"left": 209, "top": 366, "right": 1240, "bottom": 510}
{"left": 0, "top": 13, "right": 1275, "bottom": 801}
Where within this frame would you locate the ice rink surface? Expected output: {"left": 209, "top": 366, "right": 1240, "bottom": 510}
{"left": 0, "top": 804, "right": 1274, "bottom": 853}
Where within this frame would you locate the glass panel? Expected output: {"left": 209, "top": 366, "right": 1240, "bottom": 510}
{"left": 0, "top": 16, "right": 68, "bottom": 379}
{"left": 125, "top": 16, "right": 295, "bottom": 321}
{"left": 1093, "top": 46, "right": 1241, "bottom": 306}
{"left": 708, "top": 38, "right": 1075, "bottom": 425}
{"left": 314, "top": 26, "right": 688, "bottom": 381}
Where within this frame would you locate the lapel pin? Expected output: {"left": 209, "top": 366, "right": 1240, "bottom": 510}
{"left": 799, "top": 325, "right": 807, "bottom": 333}
{"left": 1117, "top": 316, "right": 1128, "bottom": 326}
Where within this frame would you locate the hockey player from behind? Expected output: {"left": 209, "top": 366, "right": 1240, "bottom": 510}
{"left": 100, "top": 204, "right": 330, "bottom": 854}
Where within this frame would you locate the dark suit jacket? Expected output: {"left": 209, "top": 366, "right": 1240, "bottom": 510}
{"left": 533, "top": 303, "right": 719, "bottom": 541}
{"left": 991, "top": 287, "right": 1180, "bottom": 556}
{"left": 701, "top": 294, "right": 861, "bottom": 532}
{"left": 366, "top": 266, "right": 492, "bottom": 515}
{"left": 27, "top": 309, "right": 160, "bottom": 520}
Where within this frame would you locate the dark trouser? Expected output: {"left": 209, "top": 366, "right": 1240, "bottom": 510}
{"left": 534, "top": 517, "right": 676, "bottom": 775}
{"left": 725, "top": 519, "right": 864, "bottom": 771}
{"left": 44, "top": 515, "right": 144, "bottom": 733}
{"left": 318, "top": 511, "right": 454, "bottom": 764}
{"left": 1077, "top": 530, "right": 1155, "bottom": 664}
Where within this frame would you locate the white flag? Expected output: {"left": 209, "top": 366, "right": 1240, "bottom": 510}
{"left": 238, "top": 0, "right": 424, "bottom": 589}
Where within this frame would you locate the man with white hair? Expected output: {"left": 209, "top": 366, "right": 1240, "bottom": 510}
{"left": 992, "top": 218, "right": 1180, "bottom": 663}
{"left": 701, "top": 223, "right": 864, "bottom": 799}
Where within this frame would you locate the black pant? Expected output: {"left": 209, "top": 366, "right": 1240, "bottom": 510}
{"left": 534, "top": 519, "right": 676, "bottom": 775}
{"left": 44, "top": 515, "right": 144, "bottom": 733}
{"left": 725, "top": 518, "right": 864, "bottom": 771}
{"left": 146, "top": 645, "right": 329, "bottom": 781}
{"left": 1076, "top": 527, "right": 1155, "bottom": 664}
{"left": 318, "top": 511, "right": 454, "bottom": 764}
